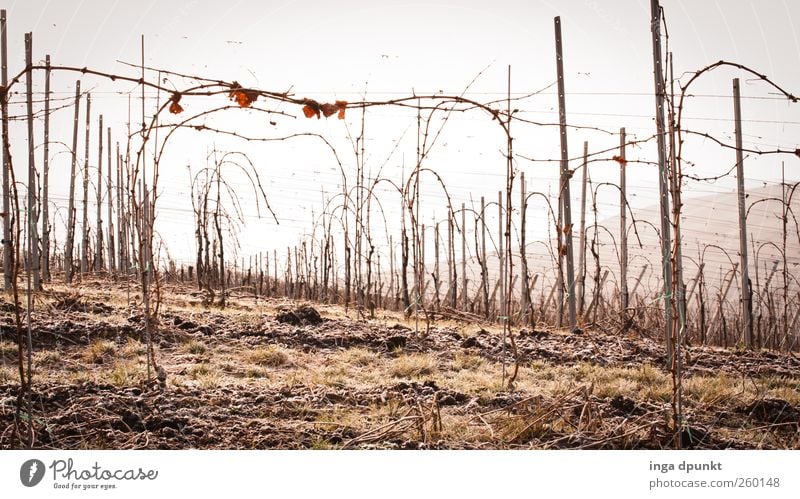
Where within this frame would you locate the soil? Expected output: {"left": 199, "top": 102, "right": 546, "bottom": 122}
{"left": 0, "top": 283, "right": 798, "bottom": 450}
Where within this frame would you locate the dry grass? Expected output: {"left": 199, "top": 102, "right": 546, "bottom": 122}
{"left": 182, "top": 340, "right": 208, "bottom": 355}
{"left": 450, "top": 352, "right": 485, "bottom": 371}
{"left": 0, "top": 340, "right": 17, "bottom": 359}
{"left": 120, "top": 338, "right": 146, "bottom": 358}
{"left": 248, "top": 346, "right": 290, "bottom": 367}
{"left": 332, "top": 347, "right": 381, "bottom": 367}
{"left": 188, "top": 363, "right": 221, "bottom": 388}
{"left": 0, "top": 366, "right": 14, "bottom": 383}
{"left": 33, "top": 350, "right": 62, "bottom": 366}
{"left": 390, "top": 353, "right": 438, "bottom": 378}
{"left": 4, "top": 280, "right": 796, "bottom": 450}
{"left": 84, "top": 340, "right": 117, "bottom": 364}
{"left": 108, "top": 360, "right": 145, "bottom": 386}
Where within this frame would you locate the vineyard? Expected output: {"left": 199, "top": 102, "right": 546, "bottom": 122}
{"left": 0, "top": 0, "right": 799, "bottom": 450}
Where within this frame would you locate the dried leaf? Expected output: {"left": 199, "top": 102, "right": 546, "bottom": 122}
{"left": 233, "top": 91, "right": 250, "bottom": 107}
{"left": 335, "top": 100, "right": 347, "bottom": 119}
{"left": 229, "top": 89, "right": 258, "bottom": 108}
{"left": 612, "top": 155, "right": 627, "bottom": 165}
{"left": 168, "top": 93, "right": 183, "bottom": 114}
{"left": 320, "top": 103, "right": 338, "bottom": 118}
{"left": 226, "top": 82, "right": 258, "bottom": 108}
{"left": 301, "top": 99, "right": 321, "bottom": 119}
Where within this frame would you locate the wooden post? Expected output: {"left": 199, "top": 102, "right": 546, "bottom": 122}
{"left": 685, "top": 263, "right": 705, "bottom": 309}
{"left": 94, "top": 115, "right": 104, "bottom": 271}
{"left": 1, "top": 10, "right": 10, "bottom": 291}
{"left": 709, "top": 264, "right": 738, "bottom": 337}
{"left": 629, "top": 264, "right": 649, "bottom": 298}
{"left": 480, "top": 196, "right": 489, "bottom": 317}
{"left": 554, "top": 16, "right": 577, "bottom": 331}
{"left": 461, "top": 203, "right": 467, "bottom": 312}
{"left": 107, "top": 127, "right": 115, "bottom": 274}
{"left": 420, "top": 223, "right": 426, "bottom": 310}
{"left": 388, "top": 234, "right": 394, "bottom": 307}
{"left": 576, "top": 141, "right": 588, "bottom": 315}
{"left": 498, "top": 191, "right": 504, "bottom": 319}
{"left": 733, "top": 78, "right": 754, "bottom": 348}
{"left": 65, "top": 81, "right": 80, "bottom": 283}
{"left": 520, "top": 172, "right": 530, "bottom": 325}
{"left": 448, "top": 210, "right": 456, "bottom": 308}
{"left": 80, "top": 93, "right": 91, "bottom": 275}
{"left": 649, "top": 0, "right": 674, "bottom": 366}
{"left": 619, "top": 128, "right": 628, "bottom": 310}
{"left": 41, "top": 54, "right": 51, "bottom": 281}
{"left": 25, "top": 33, "right": 41, "bottom": 290}
{"left": 434, "top": 221, "right": 441, "bottom": 310}
{"left": 116, "top": 145, "right": 123, "bottom": 273}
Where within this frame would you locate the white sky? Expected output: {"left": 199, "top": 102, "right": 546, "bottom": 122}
{"left": 3, "top": 0, "right": 799, "bottom": 275}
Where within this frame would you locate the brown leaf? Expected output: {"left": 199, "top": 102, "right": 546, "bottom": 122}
{"left": 168, "top": 93, "right": 183, "bottom": 114}
{"left": 232, "top": 91, "right": 250, "bottom": 107}
{"left": 320, "top": 103, "right": 338, "bottom": 118}
{"left": 612, "top": 155, "right": 627, "bottom": 165}
{"left": 230, "top": 89, "right": 258, "bottom": 108}
{"left": 301, "top": 99, "right": 321, "bottom": 119}
{"left": 227, "top": 82, "right": 258, "bottom": 108}
{"left": 335, "top": 100, "right": 347, "bottom": 119}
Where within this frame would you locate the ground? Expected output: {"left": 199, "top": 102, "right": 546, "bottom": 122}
{"left": 0, "top": 279, "right": 798, "bottom": 449}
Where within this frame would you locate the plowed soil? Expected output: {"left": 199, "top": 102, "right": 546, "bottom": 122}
{"left": 1, "top": 282, "right": 798, "bottom": 449}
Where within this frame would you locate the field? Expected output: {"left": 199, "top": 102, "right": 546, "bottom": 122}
{"left": 1, "top": 279, "right": 798, "bottom": 450}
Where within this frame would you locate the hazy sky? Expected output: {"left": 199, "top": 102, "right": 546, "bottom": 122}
{"left": 3, "top": 0, "right": 799, "bottom": 268}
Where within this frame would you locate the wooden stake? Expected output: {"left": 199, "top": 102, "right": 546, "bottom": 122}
{"left": 498, "top": 191, "right": 504, "bottom": 320}
{"left": 107, "top": 127, "right": 115, "bottom": 274}
{"left": 94, "top": 114, "right": 104, "bottom": 271}
{"left": 41, "top": 54, "right": 51, "bottom": 281}
{"left": 65, "top": 81, "right": 80, "bottom": 283}
{"left": 461, "top": 203, "right": 467, "bottom": 312}
{"left": 554, "top": 16, "right": 577, "bottom": 331}
{"left": 733, "top": 78, "right": 754, "bottom": 348}
{"left": 80, "top": 93, "right": 91, "bottom": 275}
{"left": 619, "top": 128, "right": 628, "bottom": 310}
{"left": 520, "top": 172, "right": 530, "bottom": 325}
{"left": 649, "top": 0, "right": 674, "bottom": 366}
{"left": 0, "top": 10, "right": 10, "bottom": 291}
{"left": 576, "top": 141, "right": 588, "bottom": 315}
{"left": 25, "top": 33, "right": 40, "bottom": 290}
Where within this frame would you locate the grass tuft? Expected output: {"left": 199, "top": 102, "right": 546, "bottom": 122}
{"left": 390, "top": 353, "right": 438, "bottom": 378}
{"left": 248, "top": 346, "right": 290, "bottom": 367}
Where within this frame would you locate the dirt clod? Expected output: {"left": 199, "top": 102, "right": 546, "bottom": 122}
{"left": 275, "top": 305, "right": 322, "bottom": 326}
{"left": 739, "top": 398, "right": 800, "bottom": 425}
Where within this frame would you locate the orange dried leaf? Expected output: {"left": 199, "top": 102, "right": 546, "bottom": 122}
{"left": 233, "top": 91, "right": 251, "bottom": 108}
{"left": 168, "top": 93, "right": 183, "bottom": 114}
{"left": 301, "top": 99, "right": 321, "bottom": 119}
{"left": 336, "top": 100, "right": 347, "bottom": 119}
{"left": 612, "top": 154, "right": 627, "bottom": 165}
{"left": 320, "top": 103, "right": 337, "bottom": 118}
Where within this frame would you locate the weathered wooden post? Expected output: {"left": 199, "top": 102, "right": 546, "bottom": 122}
{"left": 733, "top": 78, "right": 754, "bottom": 349}
{"left": 554, "top": 16, "right": 577, "bottom": 331}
